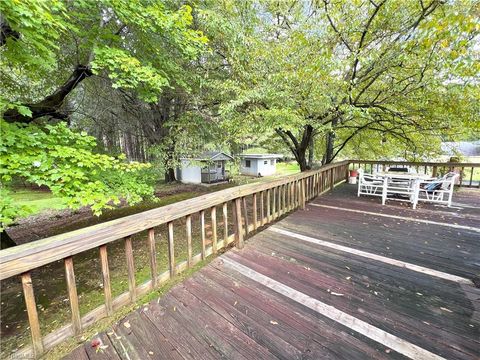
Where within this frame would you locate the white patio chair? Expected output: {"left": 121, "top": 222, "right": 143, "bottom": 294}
{"left": 357, "top": 169, "right": 386, "bottom": 199}
{"left": 414, "top": 173, "right": 459, "bottom": 207}
{"left": 383, "top": 175, "right": 418, "bottom": 208}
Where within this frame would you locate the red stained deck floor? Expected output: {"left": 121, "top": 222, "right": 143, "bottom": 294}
{"left": 65, "top": 184, "right": 480, "bottom": 360}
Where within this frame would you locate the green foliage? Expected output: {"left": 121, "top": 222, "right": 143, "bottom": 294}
{"left": 0, "top": 121, "right": 156, "bottom": 228}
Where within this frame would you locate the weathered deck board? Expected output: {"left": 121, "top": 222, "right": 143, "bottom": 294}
{"left": 64, "top": 185, "right": 480, "bottom": 360}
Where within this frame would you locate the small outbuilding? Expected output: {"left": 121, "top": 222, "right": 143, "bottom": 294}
{"left": 239, "top": 154, "right": 282, "bottom": 177}
{"left": 176, "top": 151, "right": 234, "bottom": 184}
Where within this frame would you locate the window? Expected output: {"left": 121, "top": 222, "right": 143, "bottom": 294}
{"left": 217, "top": 163, "right": 222, "bottom": 168}
{"left": 245, "top": 160, "right": 251, "bottom": 168}
{"left": 270, "top": 159, "right": 274, "bottom": 165}
{"left": 264, "top": 160, "right": 268, "bottom": 165}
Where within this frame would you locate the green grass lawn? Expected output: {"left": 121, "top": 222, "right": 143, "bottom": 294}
{"left": 276, "top": 161, "right": 300, "bottom": 175}
{"left": 10, "top": 189, "right": 67, "bottom": 214}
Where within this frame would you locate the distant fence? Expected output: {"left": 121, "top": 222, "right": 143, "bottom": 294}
{"left": 0, "top": 161, "right": 350, "bottom": 358}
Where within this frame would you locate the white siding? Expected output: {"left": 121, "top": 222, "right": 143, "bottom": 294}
{"left": 240, "top": 158, "right": 277, "bottom": 176}
{"left": 178, "top": 160, "right": 202, "bottom": 184}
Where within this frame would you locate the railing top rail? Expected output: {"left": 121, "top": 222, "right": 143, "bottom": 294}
{"left": 349, "top": 160, "right": 480, "bottom": 167}
{"left": 0, "top": 161, "right": 349, "bottom": 280}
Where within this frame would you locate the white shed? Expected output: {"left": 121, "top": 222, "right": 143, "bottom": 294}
{"left": 176, "top": 151, "right": 234, "bottom": 184}
{"left": 239, "top": 154, "right": 282, "bottom": 177}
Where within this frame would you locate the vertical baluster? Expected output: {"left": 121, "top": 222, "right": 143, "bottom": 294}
{"left": 252, "top": 193, "right": 258, "bottom": 230}
{"left": 301, "top": 179, "right": 306, "bottom": 209}
{"left": 211, "top": 207, "right": 217, "bottom": 254}
{"left": 185, "top": 216, "right": 192, "bottom": 267}
{"left": 242, "top": 196, "right": 249, "bottom": 234}
{"left": 432, "top": 166, "right": 438, "bottom": 178}
{"left": 260, "top": 191, "right": 265, "bottom": 225}
{"left": 64, "top": 257, "right": 81, "bottom": 335}
{"left": 469, "top": 167, "right": 474, "bottom": 187}
{"left": 125, "top": 236, "right": 136, "bottom": 302}
{"left": 272, "top": 187, "right": 277, "bottom": 219}
{"left": 99, "top": 245, "right": 113, "bottom": 316}
{"left": 330, "top": 168, "right": 334, "bottom": 190}
{"left": 267, "top": 189, "right": 271, "bottom": 222}
{"left": 200, "top": 210, "right": 206, "bottom": 260}
{"left": 234, "top": 198, "right": 244, "bottom": 249}
{"left": 282, "top": 184, "right": 286, "bottom": 215}
{"left": 21, "top": 272, "right": 44, "bottom": 357}
{"left": 147, "top": 229, "right": 157, "bottom": 287}
{"left": 460, "top": 167, "right": 464, "bottom": 186}
{"left": 222, "top": 202, "right": 228, "bottom": 244}
{"left": 167, "top": 222, "right": 175, "bottom": 277}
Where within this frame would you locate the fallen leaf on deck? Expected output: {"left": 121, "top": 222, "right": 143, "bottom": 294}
{"left": 123, "top": 321, "right": 131, "bottom": 329}
{"left": 330, "top": 292, "right": 344, "bottom": 296}
{"left": 149, "top": 351, "right": 154, "bottom": 355}
{"left": 385, "top": 349, "right": 391, "bottom": 354}
{"left": 270, "top": 320, "right": 278, "bottom": 325}
{"left": 346, "top": 276, "right": 351, "bottom": 280}
{"left": 440, "top": 307, "right": 453, "bottom": 313}
{"left": 91, "top": 339, "right": 101, "bottom": 348}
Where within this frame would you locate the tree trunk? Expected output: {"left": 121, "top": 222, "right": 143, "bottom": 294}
{"left": 308, "top": 133, "right": 315, "bottom": 168}
{"left": 1, "top": 230, "right": 16, "bottom": 249}
{"left": 3, "top": 65, "right": 93, "bottom": 123}
{"left": 324, "top": 117, "right": 339, "bottom": 164}
{"left": 164, "top": 167, "right": 176, "bottom": 182}
{"left": 276, "top": 125, "right": 314, "bottom": 172}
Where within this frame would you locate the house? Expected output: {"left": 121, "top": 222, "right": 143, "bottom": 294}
{"left": 176, "top": 151, "right": 234, "bottom": 184}
{"left": 239, "top": 154, "right": 282, "bottom": 177}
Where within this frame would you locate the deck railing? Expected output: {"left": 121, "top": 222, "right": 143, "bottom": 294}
{"left": 0, "top": 160, "right": 350, "bottom": 358}
{"left": 1, "top": 159, "right": 479, "bottom": 358}
{"left": 350, "top": 160, "right": 480, "bottom": 187}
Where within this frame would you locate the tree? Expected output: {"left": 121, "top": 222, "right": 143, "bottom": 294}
{"left": 0, "top": 0, "right": 208, "bottom": 240}
{"left": 212, "top": 0, "right": 480, "bottom": 169}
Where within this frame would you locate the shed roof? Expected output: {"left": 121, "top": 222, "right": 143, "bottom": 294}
{"left": 181, "top": 151, "right": 234, "bottom": 161}
{"left": 238, "top": 153, "right": 282, "bottom": 159}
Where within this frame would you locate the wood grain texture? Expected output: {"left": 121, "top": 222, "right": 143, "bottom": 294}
{"left": 147, "top": 228, "right": 157, "bottom": 288}
{"left": 252, "top": 193, "right": 258, "bottom": 230}
{"left": 211, "top": 207, "right": 217, "bottom": 254}
{"left": 222, "top": 203, "right": 228, "bottom": 244}
{"left": 260, "top": 191, "right": 265, "bottom": 226}
{"left": 168, "top": 222, "right": 175, "bottom": 277}
{"left": 266, "top": 189, "right": 271, "bottom": 222}
{"left": 242, "top": 197, "right": 249, "bottom": 235}
{"left": 21, "top": 272, "right": 44, "bottom": 357}
{"left": 234, "top": 198, "right": 244, "bottom": 249}
{"left": 124, "top": 236, "right": 136, "bottom": 302}
{"left": 197, "top": 211, "right": 205, "bottom": 261}
{"left": 186, "top": 215, "right": 192, "bottom": 267}
{"left": 99, "top": 245, "right": 113, "bottom": 316}
{"left": 64, "top": 257, "right": 82, "bottom": 335}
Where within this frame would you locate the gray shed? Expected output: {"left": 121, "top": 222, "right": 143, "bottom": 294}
{"left": 176, "top": 151, "right": 234, "bottom": 184}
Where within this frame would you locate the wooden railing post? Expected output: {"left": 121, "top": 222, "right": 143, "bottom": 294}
{"left": 167, "top": 222, "right": 175, "bottom": 277}
{"left": 200, "top": 210, "right": 206, "bottom": 260}
{"left": 242, "top": 197, "right": 249, "bottom": 235}
{"left": 222, "top": 202, "right": 228, "bottom": 244}
{"left": 234, "top": 198, "right": 244, "bottom": 249}
{"left": 124, "top": 236, "right": 136, "bottom": 302}
{"left": 99, "top": 245, "right": 113, "bottom": 316}
{"left": 432, "top": 166, "right": 438, "bottom": 178}
{"left": 252, "top": 193, "right": 258, "bottom": 230}
{"left": 185, "top": 216, "right": 192, "bottom": 267}
{"left": 64, "top": 257, "right": 82, "bottom": 336}
{"left": 260, "top": 191, "right": 265, "bottom": 225}
{"left": 147, "top": 229, "right": 157, "bottom": 287}
{"left": 330, "top": 168, "right": 334, "bottom": 190}
{"left": 21, "top": 272, "right": 44, "bottom": 357}
{"left": 266, "top": 189, "right": 271, "bottom": 222}
{"left": 301, "top": 179, "right": 306, "bottom": 209}
{"left": 211, "top": 207, "right": 217, "bottom": 254}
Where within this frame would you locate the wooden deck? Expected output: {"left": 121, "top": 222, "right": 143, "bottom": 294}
{"left": 65, "top": 184, "right": 480, "bottom": 360}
